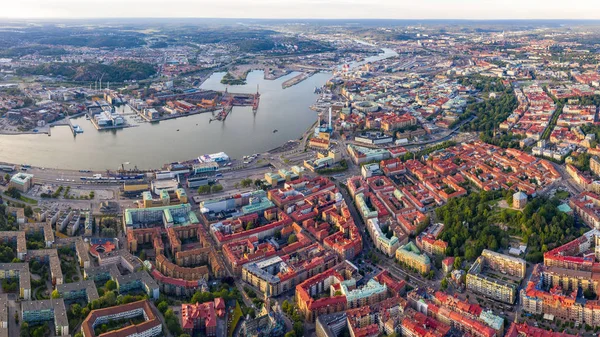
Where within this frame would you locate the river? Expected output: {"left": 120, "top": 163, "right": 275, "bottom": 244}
{"left": 0, "top": 48, "right": 397, "bottom": 170}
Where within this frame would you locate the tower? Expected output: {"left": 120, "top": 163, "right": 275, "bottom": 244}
{"left": 328, "top": 107, "right": 332, "bottom": 131}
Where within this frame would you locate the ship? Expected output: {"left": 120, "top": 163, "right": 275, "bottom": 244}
{"left": 73, "top": 125, "right": 84, "bottom": 133}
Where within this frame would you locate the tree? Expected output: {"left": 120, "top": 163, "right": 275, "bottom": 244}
{"left": 71, "top": 303, "right": 82, "bottom": 318}
{"left": 288, "top": 234, "right": 297, "bottom": 245}
{"left": 157, "top": 301, "right": 169, "bottom": 313}
{"left": 4, "top": 174, "right": 9, "bottom": 181}
{"left": 453, "top": 257, "right": 462, "bottom": 270}
{"left": 51, "top": 289, "right": 60, "bottom": 299}
{"left": 20, "top": 322, "right": 29, "bottom": 337}
{"left": 241, "top": 178, "right": 253, "bottom": 188}
{"left": 211, "top": 184, "right": 223, "bottom": 193}
{"left": 584, "top": 288, "right": 597, "bottom": 300}
{"left": 6, "top": 186, "right": 20, "bottom": 199}
{"left": 105, "top": 280, "right": 117, "bottom": 291}
{"left": 274, "top": 230, "right": 282, "bottom": 240}
{"left": 284, "top": 332, "right": 296, "bottom": 337}
{"left": 24, "top": 206, "right": 33, "bottom": 218}
{"left": 441, "top": 278, "right": 448, "bottom": 290}
{"left": 281, "top": 300, "right": 290, "bottom": 315}
{"left": 197, "top": 185, "right": 210, "bottom": 194}
{"left": 293, "top": 321, "right": 304, "bottom": 337}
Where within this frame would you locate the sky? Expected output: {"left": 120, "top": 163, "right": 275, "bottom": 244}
{"left": 2, "top": 0, "right": 600, "bottom": 20}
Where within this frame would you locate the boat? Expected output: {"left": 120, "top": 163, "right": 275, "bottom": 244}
{"left": 273, "top": 129, "right": 278, "bottom": 133}
{"left": 177, "top": 129, "right": 180, "bottom": 131}
{"left": 73, "top": 125, "right": 84, "bottom": 133}
{"left": 85, "top": 115, "right": 90, "bottom": 120}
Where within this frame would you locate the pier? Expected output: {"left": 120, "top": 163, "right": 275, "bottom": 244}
{"left": 281, "top": 71, "right": 316, "bottom": 89}
{"left": 66, "top": 117, "right": 77, "bottom": 136}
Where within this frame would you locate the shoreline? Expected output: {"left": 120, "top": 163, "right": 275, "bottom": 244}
{"left": 0, "top": 47, "right": 394, "bottom": 171}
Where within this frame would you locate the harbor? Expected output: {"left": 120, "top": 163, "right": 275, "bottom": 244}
{"left": 0, "top": 70, "right": 331, "bottom": 170}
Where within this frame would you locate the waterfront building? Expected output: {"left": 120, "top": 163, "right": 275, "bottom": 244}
{"left": 124, "top": 203, "right": 199, "bottom": 229}
{"left": 9, "top": 173, "right": 33, "bottom": 192}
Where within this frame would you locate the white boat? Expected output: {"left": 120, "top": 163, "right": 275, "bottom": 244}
{"left": 73, "top": 125, "right": 84, "bottom": 133}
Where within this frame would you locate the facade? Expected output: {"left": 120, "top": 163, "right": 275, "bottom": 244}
{"left": 0, "top": 263, "right": 31, "bottom": 300}
{"left": 466, "top": 250, "right": 525, "bottom": 304}
{"left": 124, "top": 203, "right": 199, "bottom": 229}
{"left": 56, "top": 280, "right": 99, "bottom": 302}
{"left": 513, "top": 191, "right": 528, "bottom": 209}
{"left": 366, "top": 218, "right": 400, "bottom": 257}
{"left": 395, "top": 242, "right": 431, "bottom": 274}
{"left": 21, "top": 299, "right": 69, "bottom": 336}
{"left": 81, "top": 300, "right": 162, "bottom": 337}
{"left": 9, "top": 173, "right": 33, "bottom": 192}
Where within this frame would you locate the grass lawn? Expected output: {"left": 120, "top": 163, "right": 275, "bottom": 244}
{"left": 227, "top": 301, "right": 242, "bottom": 337}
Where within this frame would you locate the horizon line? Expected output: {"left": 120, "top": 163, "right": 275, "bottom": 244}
{"left": 1, "top": 17, "right": 600, "bottom": 21}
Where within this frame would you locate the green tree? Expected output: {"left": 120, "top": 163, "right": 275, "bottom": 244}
{"left": 105, "top": 280, "right": 117, "bottom": 291}
{"left": 157, "top": 301, "right": 169, "bottom": 313}
{"left": 4, "top": 174, "right": 9, "bottom": 181}
{"left": 20, "top": 322, "right": 29, "bottom": 337}
{"left": 51, "top": 289, "right": 60, "bottom": 299}
{"left": 71, "top": 303, "right": 82, "bottom": 317}
{"left": 441, "top": 278, "right": 448, "bottom": 290}
{"left": 24, "top": 206, "right": 33, "bottom": 218}
{"left": 6, "top": 186, "right": 20, "bottom": 199}
{"left": 288, "top": 234, "right": 297, "bottom": 245}
{"left": 197, "top": 185, "right": 210, "bottom": 194}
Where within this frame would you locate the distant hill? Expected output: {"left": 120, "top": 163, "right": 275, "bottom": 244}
{"left": 16, "top": 60, "right": 157, "bottom": 83}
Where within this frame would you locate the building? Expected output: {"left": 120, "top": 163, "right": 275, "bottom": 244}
{"left": 181, "top": 298, "right": 225, "bottom": 336}
{"left": 505, "top": 322, "right": 578, "bottom": 337}
{"left": 569, "top": 191, "right": 600, "bottom": 228}
{"left": 316, "top": 313, "right": 347, "bottom": 337}
{"left": 0, "top": 263, "right": 31, "bottom": 300}
{"left": 56, "top": 280, "right": 99, "bottom": 302}
{"left": 466, "top": 250, "right": 525, "bottom": 304}
{"left": 347, "top": 144, "right": 390, "bottom": 165}
{"left": 21, "top": 299, "right": 69, "bottom": 336}
{"left": 9, "top": 173, "right": 33, "bottom": 192}
{"left": 242, "top": 247, "right": 338, "bottom": 297}
{"left": 366, "top": 218, "right": 400, "bottom": 257}
{"left": 395, "top": 242, "right": 431, "bottom": 274}
{"left": 81, "top": 300, "right": 162, "bottom": 337}
{"left": 124, "top": 203, "right": 199, "bottom": 229}
{"left": 513, "top": 191, "right": 528, "bottom": 209}
{"left": 115, "top": 271, "right": 160, "bottom": 300}
{"left": 591, "top": 156, "right": 600, "bottom": 178}
{"left": 27, "top": 249, "right": 63, "bottom": 285}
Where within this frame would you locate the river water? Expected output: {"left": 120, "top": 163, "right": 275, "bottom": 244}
{"left": 0, "top": 48, "right": 397, "bottom": 170}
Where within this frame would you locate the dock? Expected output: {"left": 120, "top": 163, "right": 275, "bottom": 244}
{"left": 66, "top": 117, "right": 76, "bottom": 136}
{"left": 281, "top": 71, "right": 316, "bottom": 89}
